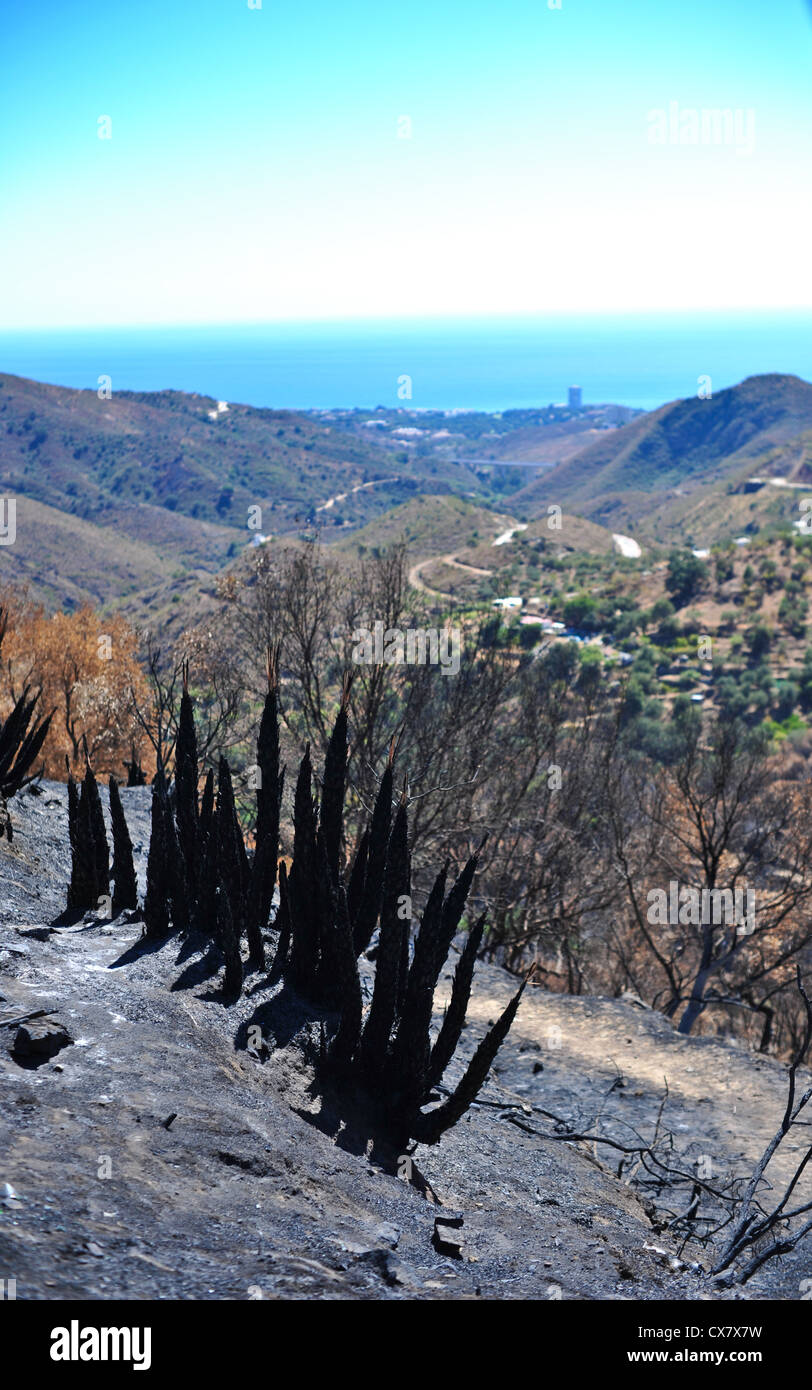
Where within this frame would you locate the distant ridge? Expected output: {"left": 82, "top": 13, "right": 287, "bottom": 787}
{"left": 515, "top": 374, "right": 812, "bottom": 539}
{"left": 0, "top": 372, "right": 422, "bottom": 610}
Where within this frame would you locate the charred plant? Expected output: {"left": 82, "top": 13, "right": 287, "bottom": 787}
{"left": 287, "top": 745, "right": 319, "bottom": 993}
{"left": 125, "top": 745, "right": 147, "bottom": 787}
{"left": 278, "top": 695, "right": 526, "bottom": 1151}
{"left": 141, "top": 664, "right": 524, "bottom": 1147}
{"left": 109, "top": 775, "right": 138, "bottom": 914}
{"left": 143, "top": 778, "right": 170, "bottom": 937}
{"left": 66, "top": 754, "right": 110, "bottom": 914}
{"left": 247, "top": 645, "right": 285, "bottom": 968}
{"left": 174, "top": 662, "right": 200, "bottom": 899}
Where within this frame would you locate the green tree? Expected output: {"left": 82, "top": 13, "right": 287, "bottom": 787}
{"left": 666, "top": 549, "right": 708, "bottom": 605}
{"left": 746, "top": 623, "right": 772, "bottom": 662}
{"left": 714, "top": 551, "right": 735, "bottom": 585}
{"left": 563, "top": 593, "right": 600, "bottom": 632}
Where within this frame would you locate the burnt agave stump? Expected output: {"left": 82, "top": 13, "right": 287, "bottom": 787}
{"left": 140, "top": 650, "right": 285, "bottom": 1001}
{"left": 139, "top": 655, "right": 526, "bottom": 1153}
{"left": 272, "top": 683, "right": 527, "bottom": 1155}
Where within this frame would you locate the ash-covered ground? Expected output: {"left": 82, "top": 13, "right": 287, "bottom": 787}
{"left": 1, "top": 782, "right": 809, "bottom": 1300}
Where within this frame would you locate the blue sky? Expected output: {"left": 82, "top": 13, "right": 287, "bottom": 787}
{"left": 2, "top": 0, "right": 811, "bottom": 327}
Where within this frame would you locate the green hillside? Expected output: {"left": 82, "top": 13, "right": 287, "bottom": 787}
{"left": 516, "top": 375, "right": 812, "bottom": 541}
{"left": 334, "top": 494, "right": 518, "bottom": 561}
{"left": 0, "top": 374, "right": 473, "bottom": 607}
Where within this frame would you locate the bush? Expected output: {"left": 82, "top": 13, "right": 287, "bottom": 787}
{"left": 747, "top": 623, "right": 772, "bottom": 661}
{"left": 563, "top": 593, "right": 600, "bottom": 632}
{"left": 666, "top": 549, "right": 708, "bottom": 604}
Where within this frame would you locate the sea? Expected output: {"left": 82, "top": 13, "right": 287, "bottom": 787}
{"left": 0, "top": 311, "right": 809, "bottom": 415}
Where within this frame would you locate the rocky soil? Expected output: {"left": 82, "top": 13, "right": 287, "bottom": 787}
{"left": 1, "top": 781, "right": 809, "bottom": 1300}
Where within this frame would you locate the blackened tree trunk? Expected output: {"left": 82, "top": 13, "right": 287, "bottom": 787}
{"left": 352, "top": 757, "right": 394, "bottom": 955}
{"left": 197, "top": 799, "right": 220, "bottom": 939}
{"left": 83, "top": 757, "right": 110, "bottom": 903}
{"left": 143, "top": 782, "right": 170, "bottom": 937}
{"left": 386, "top": 860, "right": 449, "bottom": 1115}
{"left": 67, "top": 785, "right": 95, "bottom": 911}
{"left": 125, "top": 745, "right": 147, "bottom": 787}
{"left": 255, "top": 645, "right": 282, "bottom": 850}
{"left": 327, "top": 883, "right": 363, "bottom": 1071}
{"left": 163, "top": 785, "right": 191, "bottom": 934}
{"left": 251, "top": 648, "right": 284, "bottom": 967}
{"left": 175, "top": 673, "right": 200, "bottom": 899}
{"left": 199, "top": 767, "right": 215, "bottom": 843}
{"left": 314, "top": 829, "right": 344, "bottom": 1007}
{"left": 270, "top": 860, "right": 292, "bottom": 978}
{"left": 319, "top": 676, "right": 351, "bottom": 885}
{"left": 288, "top": 745, "right": 320, "bottom": 993}
{"left": 67, "top": 768, "right": 110, "bottom": 914}
{"left": 677, "top": 934, "right": 715, "bottom": 1035}
{"left": 216, "top": 758, "right": 246, "bottom": 935}
{"left": 109, "top": 776, "right": 138, "bottom": 914}
{"left": 360, "top": 799, "right": 411, "bottom": 1083}
{"left": 245, "top": 830, "right": 274, "bottom": 968}
{"left": 217, "top": 882, "right": 243, "bottom": 1002}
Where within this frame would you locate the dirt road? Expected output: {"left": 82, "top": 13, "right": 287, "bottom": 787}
{"left": 407, "top": 553, "right": 495, "bottom": 599}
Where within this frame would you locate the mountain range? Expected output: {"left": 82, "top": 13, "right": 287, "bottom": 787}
{"left": 2, "top": 370, "right": 812, "bottom": 616}
{"left": 516, "top": 374, "right": 812, "bottom": 544}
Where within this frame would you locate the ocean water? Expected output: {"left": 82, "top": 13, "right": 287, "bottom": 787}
{"left": 0, "top": 312, "right": 809, "bottom": 414}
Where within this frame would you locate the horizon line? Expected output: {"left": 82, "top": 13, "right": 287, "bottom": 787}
{"left": 3, "top": 366, "right": 809, "bottom": 418}
{"left": 2, "top": 305, "right": 812, "bottom": 336}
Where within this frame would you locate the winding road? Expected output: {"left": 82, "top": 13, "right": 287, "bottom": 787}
{"left": 408, "top": 552, "right": 495, "bottom": 599}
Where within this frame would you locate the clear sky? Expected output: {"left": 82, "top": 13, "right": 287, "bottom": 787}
{"left": 2, "top": 0, "right": 811, "bottom": 328}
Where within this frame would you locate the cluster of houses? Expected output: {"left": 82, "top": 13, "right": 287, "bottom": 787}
{"left": 491, "top": 595, "right": 633, "bottom": 664}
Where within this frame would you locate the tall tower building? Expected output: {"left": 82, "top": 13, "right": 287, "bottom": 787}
{"left": 568, "top": 385, "right": 582, "bottom": 410}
